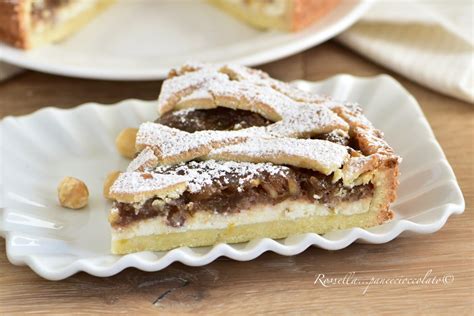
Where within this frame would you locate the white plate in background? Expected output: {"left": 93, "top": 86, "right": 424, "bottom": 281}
{"left": 0, "top": 75, "right": 464, "bottom": 280}
{"left": 0, "top": 0, "right": 372, "bottom": 80}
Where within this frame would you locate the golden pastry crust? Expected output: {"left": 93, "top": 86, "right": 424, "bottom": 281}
{"left": 208, "top": 0, "right": 341, "bottom": 32}
{"left": 0, "top": 0, "right": 29, "bottom": 48}
{"left": 135, "top": 122, "right": 249, "bottom": 165}
{"left": 109, "top": 172, "right": 188, "bottom": 204}
{"left": 206, "top": 137, "right": 348, "bottom": 176}
{"left": 291, "top": 0, "right": 341, "bottom": 31}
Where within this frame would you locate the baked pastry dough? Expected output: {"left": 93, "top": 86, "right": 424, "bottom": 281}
{"left": 208, "top": 0, "right": 341, "bottom": 31}
{"left": 108, "top": 63, "right": 400, "bottom": 254}
{"left": 0, "top": 0, "right": 113, "bottom": 49}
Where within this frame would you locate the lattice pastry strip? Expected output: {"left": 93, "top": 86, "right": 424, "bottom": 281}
{"left": 157, "top": 63, "right": 349, "bottom": 137}
{"left": 220, "top": 64, "right": 333, "bottom": 104}
{"left": 206, "top": 137, "right": 349, "bottom": 176}
{"left": 265, "top": 105, "right": 347, "bottom": 138}
{"left": 109, "top": 172, "right": 188, "bottom": 203}
{"left": 135, "top": 122, "right": 258, "bottom": 165}
{"left": 135, "top": 116, "right": 349, "bottom": 167}
{"left": 170, "top": 63, "right": 333, "bottom": 105}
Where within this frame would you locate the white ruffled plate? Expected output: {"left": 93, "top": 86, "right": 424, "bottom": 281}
{"left": 0, "top": 75, "right": 464, "bottom": 280}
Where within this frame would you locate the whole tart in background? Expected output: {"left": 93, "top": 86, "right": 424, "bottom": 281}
{"left": 0, "top": 0, "right": 340, "bottom": 49}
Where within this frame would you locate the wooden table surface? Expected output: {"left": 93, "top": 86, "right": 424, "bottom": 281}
{"left": 0, "top": 42, "right": 472, "bottom": 315}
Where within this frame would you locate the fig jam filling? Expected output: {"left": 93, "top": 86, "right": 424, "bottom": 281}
{"left": 156, "top": 107, "right": 272, "bottom": 132}
{"left": 113, "top": 107, "right": 373, "bottom": 228}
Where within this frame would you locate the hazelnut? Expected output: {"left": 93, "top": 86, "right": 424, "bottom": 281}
{"left": 103, "top": 171, "right": 121, "bottom": 200}
{"left": 57, "top": 177, "right": 89, "bottom": 209}
{"left": 152, "top": 199, "right": 165, "bottom": 209}
{"left": 115, "top": 128, "right": 138, "bottom": 159}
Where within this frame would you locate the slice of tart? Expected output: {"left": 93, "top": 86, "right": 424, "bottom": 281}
{"left": 108, "top": 63, "right": 400, "bottom": 254}
{"left": 208, "top": 0, "right": 341, "bottom": 31}
{"left": 0, "top": 0, "right": 114, "bottom": 49}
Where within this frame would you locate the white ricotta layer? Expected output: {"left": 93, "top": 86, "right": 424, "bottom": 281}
{"left": 112, "top": 198, "right": 372, "bottom": 240}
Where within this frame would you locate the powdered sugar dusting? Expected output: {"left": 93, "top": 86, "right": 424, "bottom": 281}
{"left": 110, "top": 172, "right": 188, "bottom": 195}
{"left": 267, "top": 105, "right": 348, "bottom": 138}
{"left": 180, "top": 90, "right": 213, "bottom": 103}
{"left": 342, "top": 155, "right": 377, "bottom": 181}
{"left": 135, "top": 63, "right": 353, "bottom": 174}
{"left": 136, "top": 122, "right": 250, "bottom": 163}
{"left": 158, "top": 68, "right": 228, "bottom": 113}
{"left": 157, "top": 63, "right": 348, "bottom": 133}
{"left": 270, "top": 79, "right": 331, "bottom": 104}
{"left": 127, "top": 147, "right": 158, "bottom": 172}
{"left": 208, "top": 79, "right": 295, "bottom": 118}
{"left": 155, "top": 159, "right": 290, "bottom": 193}
{"left": 208, "top": 137, "right": 349, "bottom": 175}
{"left": 332, "top": 103, "right": 396, "bottom": 157}
{"left": 222, "top": 63, "right": 332, "bottom": 104}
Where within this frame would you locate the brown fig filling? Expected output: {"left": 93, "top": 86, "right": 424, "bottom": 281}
{"left": 156, "top": 107, "right": 272, "bottom": 132}
{"left": 112, "top": 107, "right": 373, "bottom": 228}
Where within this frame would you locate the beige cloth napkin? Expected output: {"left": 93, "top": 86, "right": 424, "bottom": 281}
{"left": 337, "top": 0, "right": 474, "bottom": 103}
